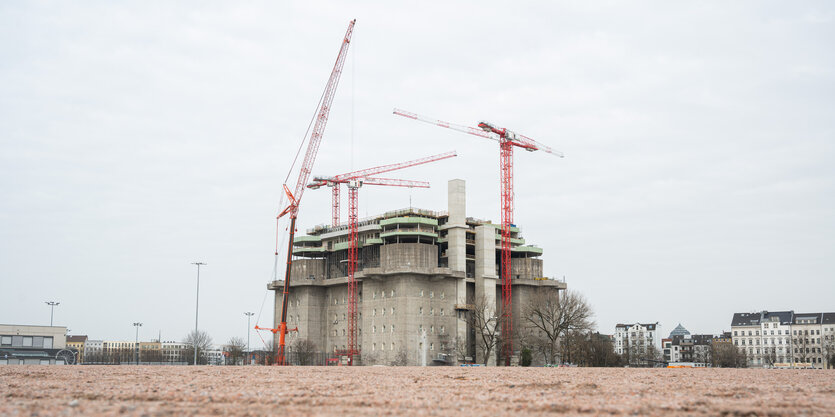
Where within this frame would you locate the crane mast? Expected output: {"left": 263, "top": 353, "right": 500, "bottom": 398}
{"left": 272, "top": 19, "right": 356, "bottom": 365}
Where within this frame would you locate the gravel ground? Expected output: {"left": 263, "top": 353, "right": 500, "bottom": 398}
{"left": 2, "top": 366, "right": 834, "bottom": 416}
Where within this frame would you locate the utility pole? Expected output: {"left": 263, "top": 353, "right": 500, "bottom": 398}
{"left": 133, "top": 322, "right": 143, "bottom": 365}
{"left": 191, "top": 261, "right": 206, "bottom": 365}
{"left": 244, "top": 312, "right": 254, "bottom": 365}
{"left": 45, "top": 301, "right": 59, "bottom": 326}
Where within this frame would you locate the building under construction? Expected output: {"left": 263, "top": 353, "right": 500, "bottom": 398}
{"left": 270, "top": 179, "right": 565, "bottom": 365}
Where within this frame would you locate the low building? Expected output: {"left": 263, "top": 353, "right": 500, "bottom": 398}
{"left": 161, "top": 341, "right": 189, "bottom": 363}
{"left": 66, "top": 335, "right": 87, "bottom": 363}
{"left": 0, "top": 324, "right": 69, "bottom": 365}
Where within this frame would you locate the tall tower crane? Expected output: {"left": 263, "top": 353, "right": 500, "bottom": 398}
{"left": 267, "top": 19, "right": 355, "bottom": 366}
{"left": 308, "top": 151, "right": 457, "bottom": 365}
{"left": 392, "top": 108, "right": 563, "bottom": 365}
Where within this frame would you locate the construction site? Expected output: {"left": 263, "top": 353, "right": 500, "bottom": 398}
{"left": 269, "top": 179, "right": 566, "bottom": 366}
{"left": 262, "top": 19, "right": 567, "bottom": 367}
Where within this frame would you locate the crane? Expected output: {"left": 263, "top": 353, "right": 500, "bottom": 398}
{"left": 266, "top": 19, "right": 355, "bottom": 366}
{"left": 311, "top": 150, "right": 458, "bottom": 226}
{"left": 392, "top": 108, "right": 563, "bottom": 366}
{"left": 308, "top": 151, "right": 457, "bottom": 365}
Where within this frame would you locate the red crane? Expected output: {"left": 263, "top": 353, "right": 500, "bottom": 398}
{"left": 267, "top": 19, "right": 355, "bottom": 366}
{"left": 308, "top": 151, "right": 457, "bottom": 365}
{"left": 313, "top": 150, "right": 458, "bottom": 226}
{"left": 392, "top": 108, "right": 563, "bottom": 365}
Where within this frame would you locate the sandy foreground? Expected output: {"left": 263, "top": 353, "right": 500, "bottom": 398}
{"left": 1, "top": 366, "right": 834, "bottom": 416}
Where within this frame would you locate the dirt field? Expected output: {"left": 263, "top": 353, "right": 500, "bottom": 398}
{"left": 2, "top": 366, "right": 834, "bottom": 416}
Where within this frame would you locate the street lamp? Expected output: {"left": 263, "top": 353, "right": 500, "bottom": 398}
{"left": 133, "top": 322, "right": 143, "bottom": 365}
{"left": 244, "top": 312, "right": 254, "bottom": 365}
{"left": 45, "top": 301, "right": 60, "bottom": 326}
{"left": 191, "top": 261, "right": 206, "bottom": 365}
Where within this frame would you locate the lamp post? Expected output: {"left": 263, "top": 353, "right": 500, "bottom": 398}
{"left": 133, "top": 322, "right": 143, "bottom": 365}
{"left": 191, "top": 261, "right": 206, "bottom": 365}
{"left": 244, "top": 312, "right": 254, "bottom": 365}
{"left": 45, "top": 301, "right": 59, "bottom": 326}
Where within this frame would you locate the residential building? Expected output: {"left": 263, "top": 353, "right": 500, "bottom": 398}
{"left": 730, "top": 310, "right": 835, "bottom": 369}
{"left": 270, "top": 179, "right": 566, "bottom": 366}
{"left": 614, "top": 322, "right": 661, "bottom": 365}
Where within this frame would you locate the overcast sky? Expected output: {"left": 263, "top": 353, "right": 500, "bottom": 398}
{"left": 1, "top": 2, "right": 833, "bottom": 347}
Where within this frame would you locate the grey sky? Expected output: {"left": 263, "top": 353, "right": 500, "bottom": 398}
{"left": 1, "top": 2, "right": 833, "bottom": 346}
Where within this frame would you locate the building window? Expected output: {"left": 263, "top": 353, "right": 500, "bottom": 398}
{"left": 391, "top": 290, "right": 395, "bottom": 297}
{"left": 373, "top": 326, "right": 376, "bottom": 333}
{"left": 430, "top": 342, "right": 434, "bottom": 351}
{"left": 22, "top": 337, "right": 33, "bottom": 347}
{"left": 420, "top": 290, "right": 424, "bottom": 297}
{"left": 430, "top": 291, "right": 434, "bottom": 298}
{"left": 440, "top": 326, "right": 445, "bottom": 334}
{"left": 391, "top": 307, "right": 395, "bottom": 315}
{"left": 391, "top": 325, "right": 395, "bottom": 333}
{"left": 440, "top": 292, "right": 445, "bottom": 299}
{"left": 373, "top": 309, "right": 376, "bottom": 317}
{"left": 419, "top": 307, "right": 423, "bottom": 315}
{"left": 440, "top": 309, "right": 444, "bottom": 316}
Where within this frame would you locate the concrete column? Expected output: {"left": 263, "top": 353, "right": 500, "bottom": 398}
{"left": 447, "top": 179, "right": 467, "bottom": 273}
{"left": 447, "top": 179, "right": 471, "bottom": 364}
{"left": 474, "top": 225, "right": 498, "bottom": 366}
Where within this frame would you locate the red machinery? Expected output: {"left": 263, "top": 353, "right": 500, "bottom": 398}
{"left": 392, "top": 108, "right": 562, "bottom": 365}
{"left": 267, "top": 19, "right": 355, "bottom": 366}
{"left": 308, "top": 151, "right": 457, "bottom": 364}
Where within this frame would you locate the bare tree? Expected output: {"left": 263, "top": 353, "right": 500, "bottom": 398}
{"left": 762, "top": 346, "right": 777, "bottom": 367}
{"left": 793, "top": 333, "right": 810, "bottom": 366}
{"left": 822, "top": 336, "right": 835, "bottom": 369}
{"left": 467, "top": 294, "right": 504, "bottom": 366}
{"left": 694, "top": 344, "right": 712, "bottom": 366}
{"left": 451, "top": 336, "right": 472, "bottom": 364}
{"left": 289, "top": 338, "right": 318, "bottom": 366}
{"left": 183, "top": 330, "right": 213, "bottom": 365}
{"left": 523, "top": 289, "right": 594, "bottom": 366}
{"left": 710, "top": 342, "right": 739, "bottom": 367}
{"left": 225, "top": 337, "right": 246, "bottom": 365}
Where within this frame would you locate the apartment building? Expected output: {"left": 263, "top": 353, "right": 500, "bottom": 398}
{"left": 730, "top": 310, "right": 835, "bottom": 368}
{"left": 613, "top": 322, "right": 661, "bottom": 365}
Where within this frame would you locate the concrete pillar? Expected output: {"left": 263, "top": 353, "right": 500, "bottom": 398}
{"left": 447, "top": 179, "right": 470, "bottom": 363}
{"left": 447, "top": 179, "right": 467, "bottom": 273}
{"left": 474, "top": 225, "right": 498, "bottom": 366}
